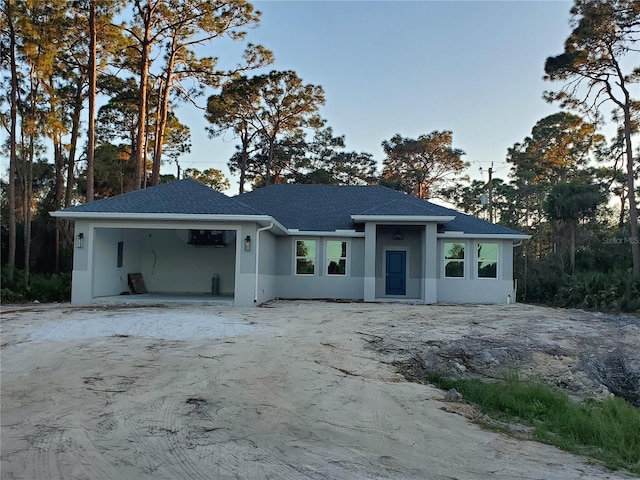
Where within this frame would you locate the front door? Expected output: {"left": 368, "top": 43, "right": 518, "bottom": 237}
{"left": 385, "top": 250, "right": 406, "bottom": 296}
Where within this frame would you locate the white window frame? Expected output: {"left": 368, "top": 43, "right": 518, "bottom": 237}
{"left": 443, "top": 241, "right": 465, "bottom": 279}
{"left": 325, "top": 239, "right": 349, "bottom": 276}
{"left": 476, "top": 242, "right": 499, "bottom": 279}
{"left": 294, "top": 239, "right": 317, "bottom": 276}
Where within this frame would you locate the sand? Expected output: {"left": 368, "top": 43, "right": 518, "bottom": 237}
{"left": 1, "top": 300, "right": 636, "bottom": 479}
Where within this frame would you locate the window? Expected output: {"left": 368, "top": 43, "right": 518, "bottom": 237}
{"left": 327, "top": 240, "right": 347, "bottom": 275}
{"left": 117, "top": 241, "right": 124, "bottom": 268}
{"left": 296, "top": 240, "right": 316, "bottom": 275}
{"left": 444, "top": 242, "right": 464, "bottom": 278}
{"left": 477, "top": 243, "right": 498, "bottom": 278}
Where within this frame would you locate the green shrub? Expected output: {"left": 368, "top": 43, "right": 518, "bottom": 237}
{"left": 555, "top": 272, "right": 639, "bottom": 313}
{"left": 519, "top": 264, "right": 639, "bottom": 313}
{"left": 0, "top": 288, "right": 25, "bottom": 303}
{"left": 0, "top": 268, "right": 71, "bottom": 303}
{"left": 27, "top": 272, "right": 71, "bottom": 302}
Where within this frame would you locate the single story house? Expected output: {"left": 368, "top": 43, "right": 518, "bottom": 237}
{"left": 51, "top": 179, "right": 529, "bottom": 306}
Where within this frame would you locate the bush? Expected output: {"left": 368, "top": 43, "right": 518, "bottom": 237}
{"left": 556, "top": 272, "right": 640, "bottom": 313}
{"left": 518, "top": 260, "right": 640, "bottom": 313}
{"left": 0, "top": 268, "right": 71, "bottom": 303}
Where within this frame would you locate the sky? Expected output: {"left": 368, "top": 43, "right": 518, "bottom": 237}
{"left": 175, "top": 0, "right": 576, "bottom": 193}
{"left": 1, "top": 0, "right": 580, "bottom": 195}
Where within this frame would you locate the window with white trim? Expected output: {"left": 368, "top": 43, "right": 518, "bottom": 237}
{"left": 477, "top": 243, "right": 498, "bottom": 278}
{"left": 326, "top": 240, "right": 347, "bottom": 275}
{"left": 295, "top": 240, "right": 316, "bottom": 275}
{"left": 444, "top": 242, "right": 464, "bottom": 278}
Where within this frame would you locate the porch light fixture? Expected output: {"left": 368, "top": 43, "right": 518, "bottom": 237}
{"left": 244, "top": 235, "right": 251, "bottom": 251}
{"left": 76, "top": 232, "right": 84, "bottom": 248}
{"left": 392, "top": 230, "right": 404, "bottom": 240}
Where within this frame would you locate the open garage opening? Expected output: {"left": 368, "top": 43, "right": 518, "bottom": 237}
{"left": 92, "top": 227, "right": 237, "bottom": 301}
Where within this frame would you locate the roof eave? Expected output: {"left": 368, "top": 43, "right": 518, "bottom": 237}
{"left": 286, "top": 229, "right": 365, "bottom": 237}
{"left": 51, "top": 211, "right": 267, "bottom": 219}
{"left": 351, "top": 215, "right": 455, "bottom": 223}
{"left": 50, "top": 211, "right": 281, "bottom": 227}
{"left": 437, "top": 232, "right": 531, "bottom": 240}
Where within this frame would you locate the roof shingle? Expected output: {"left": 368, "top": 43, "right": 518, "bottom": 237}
{"left": 61, "top": 179, "right": 261, "bottom": 216}
{"left": 57, "top": 180, "right": 526, "bottom": 236}
{"left": 237, "top": 184, "right": 525, "bottom": 236}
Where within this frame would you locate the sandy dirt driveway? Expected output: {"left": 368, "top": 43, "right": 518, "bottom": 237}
{"left": 0, "top": 300, "right": 636, "bottom": 479}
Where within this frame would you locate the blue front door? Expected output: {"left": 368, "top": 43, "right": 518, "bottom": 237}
{"left": 385, "top": 251, "right": 406, "bottom": 295}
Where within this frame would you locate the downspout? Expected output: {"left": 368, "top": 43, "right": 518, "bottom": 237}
{"left": 254, "top": 222, "right": 274, "bottom": 303}
{"left": 511, "top": 240, "right": 524, "bottom": 304}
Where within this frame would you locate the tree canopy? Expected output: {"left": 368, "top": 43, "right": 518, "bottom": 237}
{"left": 380, "top": 131, "right": 469, "bottom": 199}
{"left": 544, "top": 0, "right": 639, "bottom": 280}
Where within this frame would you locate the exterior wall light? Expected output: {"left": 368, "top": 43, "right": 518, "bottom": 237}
{"left": 76, "top": 232, "right": 84, "bottom": 248}
{"left": 244, "top": 235, "right": 251, "bottom": 251}
{"left": 392, "top": 230, "right": 404, "bottom": 240}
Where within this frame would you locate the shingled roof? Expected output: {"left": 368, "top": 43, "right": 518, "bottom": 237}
{"left": 59, "top": 179, "right": 261, "bottom": 216}
{"left": 55, "top": 180, "right": 525, "bottom": 237}
{"left": 237, "top": 184, "right": 525, "bottom": 236}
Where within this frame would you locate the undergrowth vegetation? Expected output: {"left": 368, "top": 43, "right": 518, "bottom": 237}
{"left": 1, "top": 268, "right": 71, "bottom": 303}
{"left": 416, "top": 371, "right": 640, "bottom": 476}
{"left": 518, "top": 250, "right": 640, "bottom": 313}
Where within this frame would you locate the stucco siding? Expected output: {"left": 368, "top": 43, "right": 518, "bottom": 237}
{"left": 273, "top": 236, "right": 364, "bottom": 300}
{"left": 93, "top": 228, "right": 143, "bottom": 298}
{"left": 437, "top": 279, "right": 514, "bottom": 303}
{"left": 255, "top": 229, "right": 278, "bottom": 304}
{"left": 436, "top": 238, "right": 515, "bottom": 303}
{"left": 138, "top": 229, "right": 236, "bottom": 295}
{"left": 71, "top": 221, "right": 91, "bottom": 303}
{"left": 275, "top": 237, "right": 293, "bottom": 276}
{"left": 501, "top": 240, "right": 514, "bottom": 279}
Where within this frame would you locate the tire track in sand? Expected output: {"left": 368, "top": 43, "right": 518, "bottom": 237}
{"left": 115, "top": 395, "right": 213, "bottom": 479}
{"left": 32, "top": 428, "right": 66, "bottom": 480}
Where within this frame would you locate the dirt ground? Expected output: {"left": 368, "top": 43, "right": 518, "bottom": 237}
{"left": 1, "top": 300, "right": 638, "bottom": 480}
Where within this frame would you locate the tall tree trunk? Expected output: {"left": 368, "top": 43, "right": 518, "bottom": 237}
{"left": 49, "top": 75, "right": 65, "bottom": 272}
{"left": 569, "top": 220, "right": 576, "bottom": 275}
{"left": 622, "top": 104, "right": 639, "bottom": 281}
{"left": 53, "top": 133, "right": 63, "bottom": 272}
{"left": 150, "top": 77, "right": 162, "bottom": 182}
{"left": 6, "top": 0, "right": 18, "bottom": 280}
{"left": 24, "top": 142, "right": 32, "bottom": 283}
{"left": 65, "top": 72, "right": 86, "bottom": 207}
{"left": 239, "top": 130, "right": 250, "bottom": 194}
{"left": 86, "top": 0, "right": 97, "bottom": 201}
{"left": 134, "top": 8, "right": 152, "bottom": 191}
{"left": 266, "top": 136, "right": 275, "bottom": 185}
{"left": 143, "top": 110, "right": 151, "bottom": 188}
{"left": 619, "top": 192, "right": 626, "bottom": 230}
{"left": 151, "top": 44, "right": 177, "bottom": 187}
{"left": 24, "top": 70, "right": 37, "bottom": 284}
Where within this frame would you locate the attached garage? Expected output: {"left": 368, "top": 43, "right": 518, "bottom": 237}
{"left": 53, "top": 181, "right": 280, "bottom": 306}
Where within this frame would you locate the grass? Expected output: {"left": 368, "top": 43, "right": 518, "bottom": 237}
{"left": 420, "top": 371, "right": 640, "bottom": 476}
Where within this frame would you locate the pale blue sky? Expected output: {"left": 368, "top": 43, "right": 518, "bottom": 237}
{"left": 1, "top": 1, "right": 578, "bottom": 194}
{"left": 178, "top": 0, "right": 575, "bottom": 192}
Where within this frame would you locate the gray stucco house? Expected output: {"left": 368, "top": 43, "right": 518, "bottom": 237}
{"left": 52, "top": 179, "right": 529, "bottom": 306}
